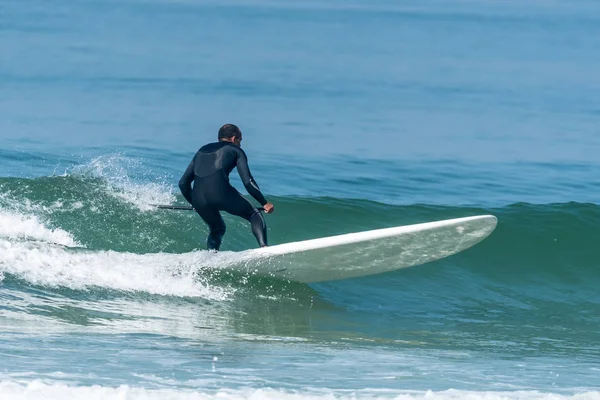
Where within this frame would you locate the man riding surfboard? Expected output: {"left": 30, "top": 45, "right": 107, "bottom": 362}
{"left": 179, "top": 124, "right": 274, "bottom": 250}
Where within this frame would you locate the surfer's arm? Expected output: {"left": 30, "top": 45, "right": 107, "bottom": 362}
{"left": 236, "top": 150, "right": 268, "bottom": 206}
{"left": 178, "top": 159, "right": 195, "bottom": 205}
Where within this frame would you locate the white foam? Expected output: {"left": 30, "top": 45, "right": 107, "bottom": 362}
{"left": 0, "top": 382, "right": 598, "bottom": 400}
{"left": 0, "top": 211, "right": 79, "bottom": 247}
{"left": 0, "top": 240, "right": 235, "bottom": 300}
{"left": 68, "top": 154, "right": 175, "bottom": 211}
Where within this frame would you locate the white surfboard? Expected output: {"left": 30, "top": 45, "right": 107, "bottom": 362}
{"left": 220, "top": 215, "right": 497, "bottom": 283}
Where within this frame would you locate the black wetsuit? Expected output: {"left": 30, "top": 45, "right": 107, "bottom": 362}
{"left": 178, "top": 141, "right": 268, "bottom": 250}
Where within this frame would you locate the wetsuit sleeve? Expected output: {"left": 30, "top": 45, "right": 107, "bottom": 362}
{"left": 178, "top": 158, "right": 195, "bottom": 206}
{"left": 236, "top": 150, "right": 268, "bottom": 206}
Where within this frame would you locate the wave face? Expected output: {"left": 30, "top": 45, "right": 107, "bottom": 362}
{"left": 1, "top": 166, "right": 599, "bottom": 342}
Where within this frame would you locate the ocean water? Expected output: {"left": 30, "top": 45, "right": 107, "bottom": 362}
{"left": 2, "top": 0, "right": 600, "bottom": 399}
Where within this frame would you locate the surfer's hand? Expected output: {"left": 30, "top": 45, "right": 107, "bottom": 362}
{"left": 263, "top": 202, "right": 274, "bottom": 214}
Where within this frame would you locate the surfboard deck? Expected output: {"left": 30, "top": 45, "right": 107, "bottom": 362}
{"left": 219, "top": 215, "right": 497, "bottom": 283}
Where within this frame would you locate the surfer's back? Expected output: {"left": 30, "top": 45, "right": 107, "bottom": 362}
{"left": 193, "top": 141, "right": 241, "bottom": 179}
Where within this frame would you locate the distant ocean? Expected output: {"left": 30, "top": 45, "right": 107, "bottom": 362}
{"left": 2, "top": 0, "right": 600, "bottom": 399}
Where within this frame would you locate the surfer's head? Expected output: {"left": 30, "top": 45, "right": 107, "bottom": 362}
{"left": 218, "top": 124, "right": 242, "bottom": 146}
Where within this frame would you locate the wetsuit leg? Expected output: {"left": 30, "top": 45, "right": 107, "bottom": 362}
{"left": 194, "top": 206, "right": 226, "bottom": 250}
{"left": 218, "top": 191, "right": 268, "bottom": 247}
{"left": 249, "top": 209, "right": 268, "bottom": 247}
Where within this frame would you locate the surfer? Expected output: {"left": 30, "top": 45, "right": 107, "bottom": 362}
{"left": 178, "top": 123, "right": 274, "bottom": 251}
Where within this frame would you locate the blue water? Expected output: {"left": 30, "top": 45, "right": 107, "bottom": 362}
{"left": 2, "top": 0, "right": 600, "bottom": 399}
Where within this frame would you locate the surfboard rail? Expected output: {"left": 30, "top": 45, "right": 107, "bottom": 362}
{"left": 222, "top": 215, "right": 498, "bottom": 283}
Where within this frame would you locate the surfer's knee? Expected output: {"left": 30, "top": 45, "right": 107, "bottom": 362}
{"left": 250, "top": 211, "right": 265, "bottom": 231}
{"left": 250, "top": 211, "right": 267, "bottom": 247}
